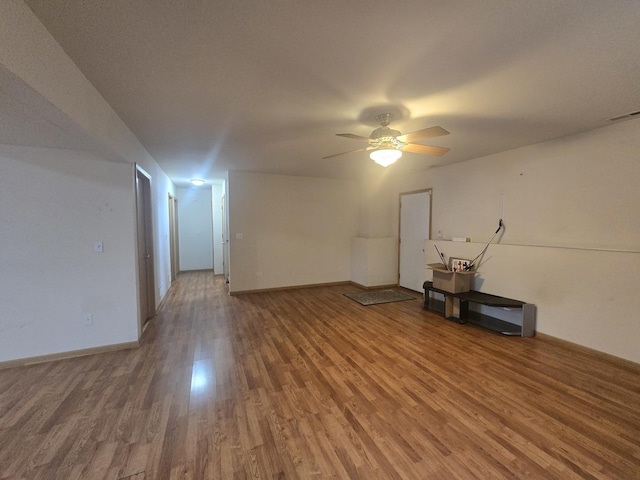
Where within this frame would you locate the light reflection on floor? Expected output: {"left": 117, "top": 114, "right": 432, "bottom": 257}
{"left": 190, "top": 359, "right": 216, "bottom": 403}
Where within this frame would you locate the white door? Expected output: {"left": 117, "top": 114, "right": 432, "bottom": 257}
{"left": 399, "top": 190, "right": 431, "bottom": 292}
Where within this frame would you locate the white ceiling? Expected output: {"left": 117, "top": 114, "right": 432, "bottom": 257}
{"left": 20, "top": 0, "right": 640, "bottom": 185}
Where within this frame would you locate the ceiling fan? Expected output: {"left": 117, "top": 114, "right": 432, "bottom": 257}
{"left": 323, "top": 113, "right": 450, "bottom": 167}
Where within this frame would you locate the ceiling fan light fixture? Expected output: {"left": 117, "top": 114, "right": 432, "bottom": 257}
{"left": 370, "top": 148, "right": 402, "bottom": 167}
{"left": 323, "top": 112, "right": 449, "bottom": 161}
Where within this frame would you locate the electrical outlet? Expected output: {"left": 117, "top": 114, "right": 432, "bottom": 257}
{"left": 83, "top": 314, "right": 94, "bottom": 326}
{"left": 256, "top": 272, "right": 263, "bottom": 277}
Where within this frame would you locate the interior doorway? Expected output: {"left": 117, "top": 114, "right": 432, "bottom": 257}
{"left": 168, "top": 193, "right": 179, "bottom": 282}
{"left": 398, "top": 189, "right": 432, "bottom": 292}
{"left": 135, "top": 166, "right": 156, "bottom": 332}
{"left": 221, "top": 194, "right": 229, "bottom": 284}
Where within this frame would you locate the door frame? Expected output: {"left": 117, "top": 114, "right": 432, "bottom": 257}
{"left": 168, "top": 193, "right": 179, "bottom": 282}
{"left": 135, "top": 165, "right": 156, "bottom": 334}
{"left": 221, "top": 194, "right": 229, "bottom": 284}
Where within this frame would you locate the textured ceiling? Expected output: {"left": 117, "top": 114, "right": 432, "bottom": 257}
{"left": 21, "top": 0, "right": 640, "bottom": 185}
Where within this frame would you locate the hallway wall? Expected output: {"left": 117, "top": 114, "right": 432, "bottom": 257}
{"left": 0, "top": 147, "right": 139, "bottom": 361}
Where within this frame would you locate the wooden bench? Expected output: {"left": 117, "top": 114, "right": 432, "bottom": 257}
{"left": 423, "top": 281, "right": 536, "bottom": 337}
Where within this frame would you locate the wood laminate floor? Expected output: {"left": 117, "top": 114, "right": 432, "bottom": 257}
{"left": 1, "top": 271, "right": 639, "bottom": 479}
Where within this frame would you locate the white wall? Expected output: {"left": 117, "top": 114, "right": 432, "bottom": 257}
{"left": 177, "top": 187, "right": 214, "bottom": 271}
{"left": 0, "top": 150, "right": 174, "bottom": 365}
{"left": 390, "top": 118, "right": 640, "bottom": 363}
{"left": 0, "top": 147, "right": 139, "bottom": 361}
{"left": 228, "top": 171, "right": 359, "bottom": 292}
{"left": 351, "top": 237, "right": 398, "bottom": 287}
{"left": 357, "top": 176, "right": 395, "bottom": 237}
{"left": 349, "top": 175, "right": 398, "bottom": 287}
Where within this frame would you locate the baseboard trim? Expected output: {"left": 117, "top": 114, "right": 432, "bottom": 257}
{"left": 535, "top": 332, "right": 640, "bottom": 369}
{"left": 350, "top": 282, "right": 400, "bottom": 290}
{"left": 0, "top": 341, "right": 140, "bottom": 371}
{"left": 230, "top": 281, "right": 352, "bottom": 295}
{"left": 230, "top": 281, "right": 406, "bottom": 295}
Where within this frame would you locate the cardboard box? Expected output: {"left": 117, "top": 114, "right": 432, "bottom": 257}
{"left": 427, "top": 263, "right": 475, "bottom": 293}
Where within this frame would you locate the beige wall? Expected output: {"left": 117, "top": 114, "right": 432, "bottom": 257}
{"left": 228, "top": 171, "right": 359, "bottom": 292}
{"left": 351, "top": 237, "right": 398, "bottom": 287}
{"left": 392, "top": 118, "right": 640, "bottom": 363}
{"left": 357, "top": 176, "right": 395, "bottom": 237}
{"left": 392, "top": 119, "right": 640, "bottom": 250}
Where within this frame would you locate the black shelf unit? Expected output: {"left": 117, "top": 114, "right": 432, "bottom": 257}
{"left": 423, "top": 281, "right": 536, "bottom": 337}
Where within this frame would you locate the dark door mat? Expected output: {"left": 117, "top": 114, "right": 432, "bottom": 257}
{"left": 344, "top": 289, "right": 416, "bottom": 306}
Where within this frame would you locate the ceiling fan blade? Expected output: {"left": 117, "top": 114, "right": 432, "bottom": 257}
{"left": 397, "top": 126, "right": 449, "bottom": 144}
{"left": 401, "top": 143, "right": 450, "bottom": 156}
{"left": 336, "top": 133, "right": 369, "bottom": 141}
{"left": 322, "top": 147, "right": 370, "bottom": 159}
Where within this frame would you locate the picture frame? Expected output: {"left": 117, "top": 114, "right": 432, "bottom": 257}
{"left": 449, "top": 258, "right": 472, "bottom": 272}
